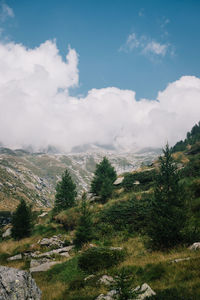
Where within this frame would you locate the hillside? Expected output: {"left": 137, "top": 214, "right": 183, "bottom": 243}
{"left": 0, "top": 147, "right": 161, "bottom": 211}
{"left": 0, "top": 143, "right": 199, "bottom": 300}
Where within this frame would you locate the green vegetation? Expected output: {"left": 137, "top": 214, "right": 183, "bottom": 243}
{"left": 147, "top": 144, "right": 186, "bottom": 249}
{"left": 1, "top": 123, "right": 200, "bottom": 300}
{"left": 53, "top": 169, "right": 77, "bottom": 213}
{"left": 172, "top": 121, "right": 200, "bottom": 152}
{"left": 90, "top": 157, "right": 117, "bottom": 203}
{"left": 78, "top": 247, "right": 126, "bottom": 272}
{"left": 11, "top": 199, "right": 33, "bottom": 240}
{"left": 74, "top": 193, "right": 94, "bottom": 248}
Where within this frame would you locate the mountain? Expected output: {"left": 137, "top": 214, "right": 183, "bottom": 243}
{"left": 0, "top": 146, "right": 161, "bottom": 211}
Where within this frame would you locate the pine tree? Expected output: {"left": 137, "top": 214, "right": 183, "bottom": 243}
{"left": 54, "top": 169, "right": 77, "bottom": 213}
{"left": 91, "top": 157, "right": 117, "bottom": 203}
{"left": 74, "top": 193, "right": 93, "bottom": 248}
{"left": 147, "top": 144, "right": 186, "bottom": 249}
{"left": 11, "top": 199, "right": 33, "bottom": 240}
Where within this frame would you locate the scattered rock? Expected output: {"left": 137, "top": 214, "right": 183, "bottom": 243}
{"left": 114, "top": 177, "right": 124, "bottom": 185}
{"left": 38, "top": 212, "right": 48, "bottom": 218}
{"left": 2, "top": 227, "right": 12, "bottom": 238}
{"left": 189, "top": 242, "right": 200, "bottom": 250}
{"left": 30, "top": 258, "right": 53, "bottom": 268}
{"left": 98, "top": 275, "right": 114, "bottom": 286}
{"left": 134, "top": 283, "right": 156, "bottom": 300}
{"left": 171, "top": 257, "right": 191, "bottom": 263}
{"left": 0, "top": 265, "right": 41, "bottom": 299}
{"left": 37, "top": 235, "right": 64, "bottom": 248}
{"left": 31, "top": 246, "right": 74, "bottom": 259}
{"left": 109, "top": 247, "right": 123, "bottom": 251}
{"left": 96, "top": 290, "right": 117, "bottom": 300}
{"left": 84, "top": 274, "right": 95, "bottom": 281}
{"left": 30, "top": 261, "right": 61, "bottom": 273}
{"left": 7, "top": 254, "right": 22, "bottom": 261}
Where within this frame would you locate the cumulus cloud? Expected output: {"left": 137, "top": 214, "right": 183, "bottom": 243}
{"left": 0, "top": 40, "right": 199, "bottom": 152}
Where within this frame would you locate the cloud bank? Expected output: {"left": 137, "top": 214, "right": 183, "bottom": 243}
{"left": 0, "top": 40, "right": 200, "bottom": 152}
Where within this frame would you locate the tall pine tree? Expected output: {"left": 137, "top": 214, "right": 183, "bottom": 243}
{"left": 11, "top": 199, "right": 33, "bottom": 240}
{"left": 91, "top": 157, "right": 117, "bottom": 203}
{"left": 74, "top": 193, "right": 93, "bottom": 248}
{"left": 147, "top": 144, "right": 186, "bottom": 249}
{"left": 54, "top": 169, "right": 77, "bottom": 213}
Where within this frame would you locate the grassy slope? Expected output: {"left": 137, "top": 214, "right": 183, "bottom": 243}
{"left": 0, "top": 143, "right": 200, "bottom": 299}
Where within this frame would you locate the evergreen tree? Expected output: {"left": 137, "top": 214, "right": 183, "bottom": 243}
{"left": 91, "top": 157, "right": 117, "bottom": 203}
{"left": 54, "top": 169, "right": 77, "bottom": 213}
{"left": 147, "top": 144, "right": 186, "bottom": 249}
{"left": 11, "top": 199, "right": 33, "bottom": 240}
{"left": 74, "top": 193, "right": 93, "bottom": 248}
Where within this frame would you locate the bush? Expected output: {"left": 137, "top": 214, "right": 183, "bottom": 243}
{"left": 78, "top": 247, "right": 126, "bottom": 272}
{"left": 54, "top": 207, "right": 80, "bottom": 231}
{"left": 100, "top": 196, "right": 149, "bottom": 232}
{"left": 148, "top": 287, "right": 195, "bottom": 300}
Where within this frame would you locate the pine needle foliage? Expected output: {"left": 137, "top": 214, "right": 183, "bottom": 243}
{"left": 11, "top": 199, "right": 33, "bottom": 240}
{"left": 74, "top": 193, "right": 94, "bottom": 248}
{"left": 90, "top": 157, "right": 117, "bottom": 203}
{"left": 54, "top": 169, "right": 77, "bottom": 213}
{"left": 147, "top": 144, "right": 186, "bottom": 249}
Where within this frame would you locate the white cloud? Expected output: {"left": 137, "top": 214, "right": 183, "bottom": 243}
{"left": 143, "top": 41, "right": 168, "bottom": 56}
{"left": 0, "top": 2, "right": 14, "bottom": 22}
{"left": 0, "top": 40, "right": 199, "bottom": 152}
{"left": 119, "top": 32, "right": 170, "bottom": 58}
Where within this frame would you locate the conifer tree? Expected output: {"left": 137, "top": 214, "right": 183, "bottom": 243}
{"left": 54, "top": 169, "right": 77, "bottom": 213}
{"left": 11, "top": 199, "right": 33, "bottom": 240}
{"left": 147, "top": 144, "right": 186, "bottom": 249}
{"left": 91, "top": 157, "right": 117, "bottom": 202}
{"left": 74, "top": 192, "right": 93, "bottom": 248}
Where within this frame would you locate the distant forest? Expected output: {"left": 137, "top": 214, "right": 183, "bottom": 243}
{"left": 172, "top": 121, "right": 200, "bottom": 153}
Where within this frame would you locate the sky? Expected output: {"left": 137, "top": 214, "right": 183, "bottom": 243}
{"left": 0, "top": 0, "right": 200, "bottom": 152}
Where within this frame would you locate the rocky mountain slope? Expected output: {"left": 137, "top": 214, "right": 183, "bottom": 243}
{"left": 0, "top": 146, "right": 161, "bottom": 210}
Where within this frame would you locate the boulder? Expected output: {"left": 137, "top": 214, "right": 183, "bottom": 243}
{"left": 38, "top": 212, "right": 48, "bottom": 218}
{"left": 171, "top": 257, "right": 190, "bottom": 263}
{"left": 96, "top": 290, "right": 117, "bottom": 300}
{"left": 84, "top": 274, "right": 95, "bottom": 281}
{"left": 30, "top": 261, "right": 61, "bottom": 273}
{"left": 7, "top": 254, "right": 22, "bottom": 261}
{"left": 2, "top": 227, "right": 12, "bottom": 238}
{"left": 37, "top": 235, "right": 64, "bottom": 248}
{"left": 31, "top": 245, "right": 74, "bottom": 259}
{"left": 189, "top": 242, "right": 200, "bottom": 250}
{"left": 135, "top": 283, "right": 156, "bottom": 300}
{"left": 98, "top": 275, "right": 114, "bottom": 286}
{"left": 0, "top": 265, "right": 41, "bottom": 299}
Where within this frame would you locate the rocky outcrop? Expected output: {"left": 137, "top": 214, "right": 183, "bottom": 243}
{"left": 189, "top": 242, "right": 200, "bottom": 250}
{"left": 98, "top": 275, "right": 114, "bottom": 286}
{"left": 30, "top": 261, "right": 61, "bottom": 273}
{"left": 37, "top": 235, "right": 65, "bottom": 248}
{"left": 95, "top": 283, "right": 156, "bottom": 300}
{"left": 2, "top": 228, "right": 12, "bottom": 238}
{"left": 7, "top": 254, "right": 22, "bottom": 261}
{"left": 0, "top": 265, "right": 41, "bottom": 299}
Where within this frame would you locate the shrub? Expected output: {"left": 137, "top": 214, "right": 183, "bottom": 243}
{"left": 78, "top": 247, "right": 126, "bottom": 272}
{"left": 100, "top": 196, "right": 149, "bottom": 232}
{"left": 54, "top": 207, "right": 80, "bottom": 231}
{"left": 148, "top": 287, "right": 195, "bottom": 300}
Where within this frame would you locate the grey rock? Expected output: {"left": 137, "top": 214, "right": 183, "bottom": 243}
{"left": 2, "top": 228, "right": 12, "bottom": 238}
{"left": 0, "top": 265, "right": 41, "bottom": 299}
{"left": 38, "top": 212, "right": 48, "bottom": 218}
{"left": 38, "top": 236, "right": 64, "bottom": 248}
{"left": 7, "top": 254, "right": 22, "bottom": 261}
{"left": 84, "top": 275, "right": 95, "bottom": 281}
{"left": 96, "top": 290, "right": 117, "bottom": 300}
{"left": 30, "top": 258, "right": 52, "bottom": 268}
{"left": 31, "top": 246, "right": 73, "bottom": 259}
{"left": 30, "top": 261, "right": 61, "bottom": 273}
{"left": 98, "top": 275, "right": 114, "bottom": 286}
{"left": 171, "top": 257, "right": 190, "bottom": 263}
{"left": 189, "top": 242, "right": 200, "bottom": 250}
{"left": 114, "top": 177, "right": 124, "bottom": 185}
{"left": 135, "top": 283, "right": 156, "bottom": 300}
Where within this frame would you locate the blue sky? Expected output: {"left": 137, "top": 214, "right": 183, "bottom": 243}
{"left": 2, "top": 0, "right": 200, "bottom": 99}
